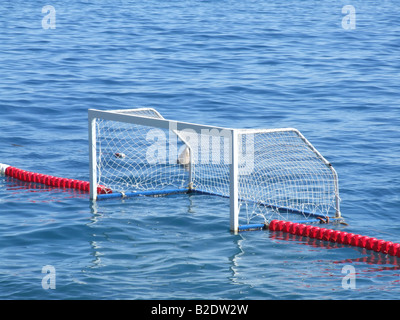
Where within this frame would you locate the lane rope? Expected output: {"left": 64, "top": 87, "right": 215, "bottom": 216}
{"left": 0, "top": 163, "right": 111, "bottom": 195}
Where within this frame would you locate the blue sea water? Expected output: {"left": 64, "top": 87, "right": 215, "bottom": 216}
{"left": 0, "top": 0, "right": 400, "bottom": 300}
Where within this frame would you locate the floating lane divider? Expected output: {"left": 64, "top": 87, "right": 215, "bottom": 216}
{"left": 268, "top": 219, "right": 400, "bottom": 257}
{"left": 0, "top": 163, "right": 111, "bottom": 195}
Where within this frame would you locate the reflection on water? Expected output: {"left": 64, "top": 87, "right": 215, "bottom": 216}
{"left": 0, "top": 176, "right": 88, "bottom": 203}
{"left": 270, "top": 230, "right": 400, "bottom": 267}
{"left": 228, "top": 229, "right": 400, "bottom": 298}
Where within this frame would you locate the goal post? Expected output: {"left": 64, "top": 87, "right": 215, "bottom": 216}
{"left": 88, "top": 108, "right": 341, "bottom": 232}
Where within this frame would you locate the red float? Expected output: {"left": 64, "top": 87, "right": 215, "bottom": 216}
{"left": 4, "top": 165, "right": 112, "bottom": 195}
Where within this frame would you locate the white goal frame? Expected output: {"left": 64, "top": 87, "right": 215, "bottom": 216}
{"left": 88, "top": 108, "right": 341, "bottom": 232}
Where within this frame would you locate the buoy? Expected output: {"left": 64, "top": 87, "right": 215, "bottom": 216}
{"left": 115, "top": 152, "right": 126, "bottom": 158}
{"left": 177, "top": 146, "right": 190, "bottom": 165}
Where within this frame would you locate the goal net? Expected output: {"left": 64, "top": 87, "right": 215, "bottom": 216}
{"left": 89, "top": 108, "right": 341, "bottom": 232}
